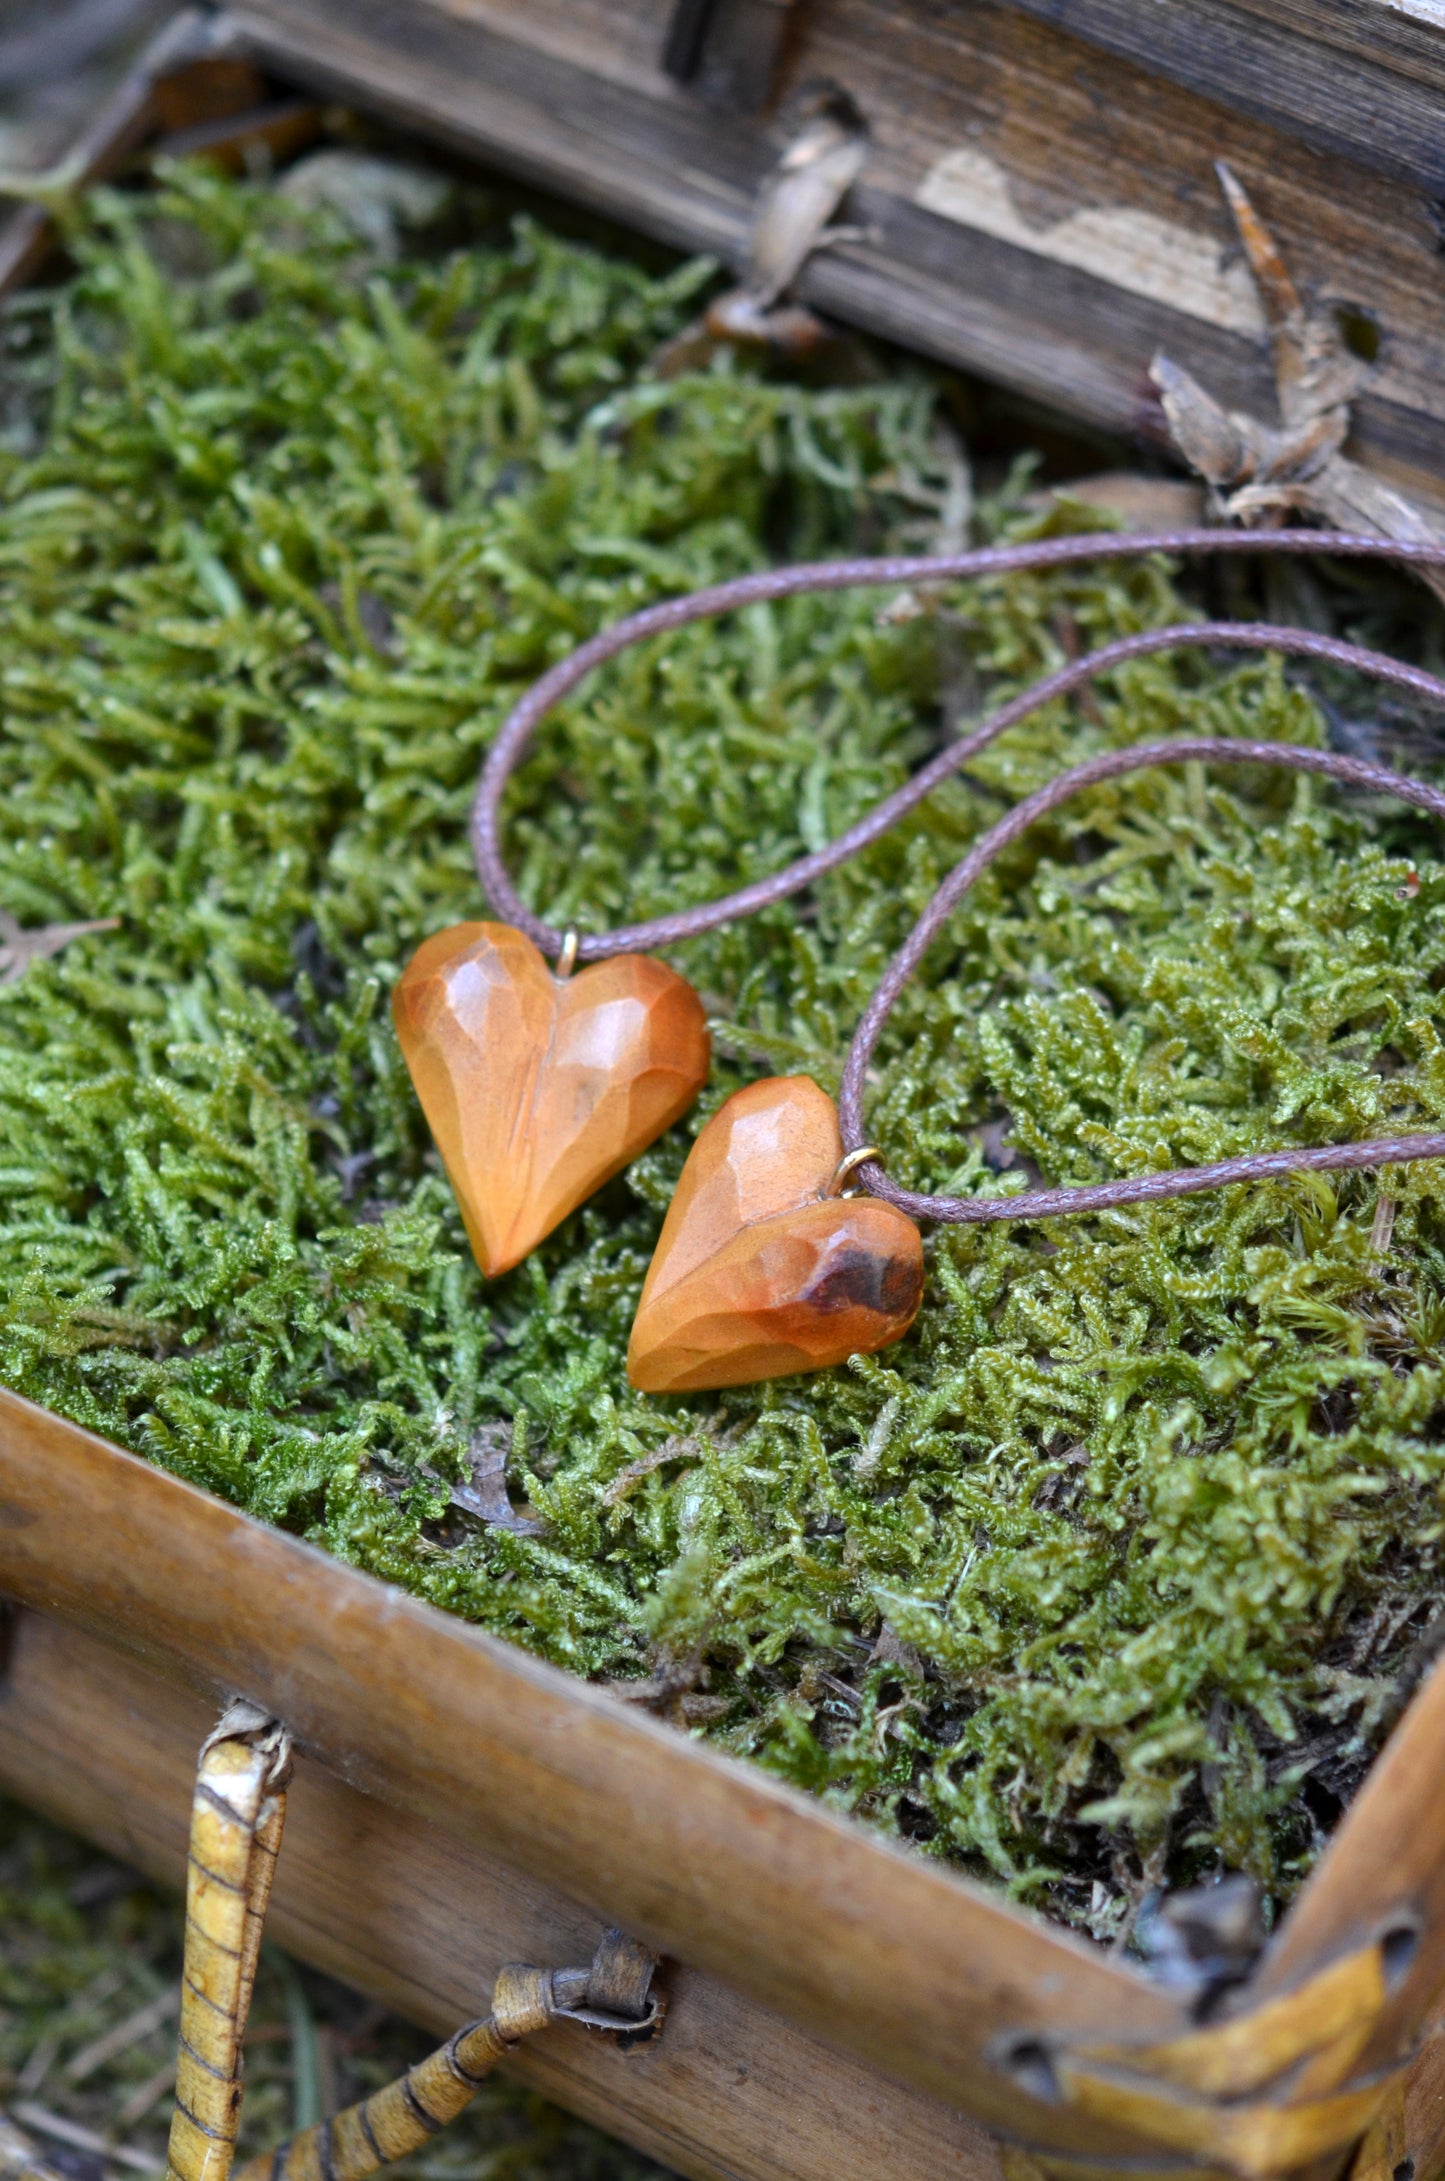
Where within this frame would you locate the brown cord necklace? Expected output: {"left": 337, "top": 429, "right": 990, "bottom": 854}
{"left": 391, "top": 528, "right": 1445, "bottom": 1393}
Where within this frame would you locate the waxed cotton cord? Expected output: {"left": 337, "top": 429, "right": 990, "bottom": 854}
{"left": 471, "top": 527, "right": 1445, "bottom": 1222}
{"left": 836, "top": 736, "right": 1445, "bottom": 1220}
{"left": 471, "top": 528, "right": 1445, "bottom": 962}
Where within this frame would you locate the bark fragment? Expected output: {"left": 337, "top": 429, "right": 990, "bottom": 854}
{"left": 652, "top": 89, "right": 869, "bottom": 373}
{"left": 1152, "top": 164, "right": 1445, "bottom": 606}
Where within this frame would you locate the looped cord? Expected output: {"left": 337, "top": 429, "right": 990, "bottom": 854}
{"left": 470, "top": 528, "right": 1445, "bottom": 963}
{"left": 471, "top": 526, "right": 1445, "bottom": 1219}
{"left": 836, "top": 737, "right": 1445, "bottom": 1221}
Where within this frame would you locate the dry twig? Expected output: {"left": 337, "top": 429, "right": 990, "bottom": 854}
{"left": 65, "top": 1991, "right": 177, "bottom": 2086}
{"left": 12, "top": 2102, "right": 160, "bottom": 2176}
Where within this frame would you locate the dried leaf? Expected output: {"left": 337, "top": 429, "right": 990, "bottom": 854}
{"left": 748, "top": 92, "right": 869, "bottom": 305}
{"left": 651, "top": 91, "right": 868, "bottom": 374}
{"left": 1216, "top": 162, "right": 1301, "bottom": 331}
{"left": 1036, "top": 471, "right": 1205, "bottom": 532}
{"left": 607, "top": 1646, "right": 713, "bottom": 1722}
{"left": 1155, "top": 168, "right": 1445, "bottom": 604}
{"left": 451, "top": 1426, "right": 545, "bottom": 1535}
{"left": 870, "top": 1623, "right": 925, "bottom": 1678}
{"left": 0, "top": 912, "right": 118, "bottom": 985}
{"left": 1149, "top": 355, "right": 1255, "bottom": 490}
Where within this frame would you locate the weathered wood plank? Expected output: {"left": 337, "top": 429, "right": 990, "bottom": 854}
{"left": 0, "top": 8, "right": 212, "bottom": 294}
{"left": 0, "top": 1609, "right": 1005, "bottom": 2181}
{"left": 977, "top": 0, "right": 1445, "bottom": 188}
{"left": 0, "top": 1388, "right": 1187, "bottom": 2156}
{"left": 214, "top": 0, "right": 1445, "bottom": 519}
{"left": 1078, "top": 0, "right": 1445, "bottom": 90}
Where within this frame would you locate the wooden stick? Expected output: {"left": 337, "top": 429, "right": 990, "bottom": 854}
{"left": 0, "top": 2117, "right": 67, "bottom": 2181}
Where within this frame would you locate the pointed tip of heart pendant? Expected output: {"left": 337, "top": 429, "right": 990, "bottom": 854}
{"left": 394, "top": 921, "right": 709, "bottom": 1277}
{"left": 626, "top": 1074, "right": 924, "bottom": 1393}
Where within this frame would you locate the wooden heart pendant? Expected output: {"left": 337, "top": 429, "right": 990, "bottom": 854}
{"left": 627, "top": 1075, "right": 924, "bottom": 1393}
{"left": 394, "top": 922, "right": 710, "bottom": 1277}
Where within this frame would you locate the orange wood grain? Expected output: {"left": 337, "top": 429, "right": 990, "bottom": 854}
{"left": 627, "top": 1076, "right": 922, "bottom": 1390}
{"left": 394, "top": 922, "right": 708, "bottom": 1277}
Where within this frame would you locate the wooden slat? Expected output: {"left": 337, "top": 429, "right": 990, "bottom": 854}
{"left": 0, "top": 1389, "right": 1187, "bottom": 2156}
{"left": 14, "top": 1615, "right": 1445, "bottom": 2181}
{"left": 1404, "top": 2032, "right": 1445, "bottom": 2181}
{"left": 0, "top": 1609, "right": 1004, "bottom": 2181}
{"left": 979, "top": 0, "right": 1445, "bottom": 189}
{"left": 1129, "top": 0, "right": 1445, "bottom": 90}
{"left": 211, "top": 0, "right": 1445, "bottom": 520}
{"left": 0, "top": 8, "right": 211, "bottom": 296}
{"left": 7, "top": 1386, "right": 1445, "bottom": 2181}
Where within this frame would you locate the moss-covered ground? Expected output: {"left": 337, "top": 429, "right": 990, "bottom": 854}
{"left": 4, "top": 161, "right": 1445, "bottom": 1938}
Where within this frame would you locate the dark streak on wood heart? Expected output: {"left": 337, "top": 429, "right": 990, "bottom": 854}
{"left": 628, "top": 1076, "right": 924, "bottom": 1392}
{"left": 806, "top": 1247, "right": 924, "bottom": 1318}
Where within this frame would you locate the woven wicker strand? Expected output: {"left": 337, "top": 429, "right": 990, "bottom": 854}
{"left": 152, "top": 1711, "right": 662, "bottom": 2181}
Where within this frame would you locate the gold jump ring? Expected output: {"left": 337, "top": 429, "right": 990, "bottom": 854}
{"left": 828, "top": 1144, "right": 885, "bottom": 1197}
{"left": 555, "top": 928, "right": 579, "bottom": 978}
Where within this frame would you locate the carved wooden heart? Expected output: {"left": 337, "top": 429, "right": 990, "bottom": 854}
{"left": 394, "top": 922, "right": 710, "bottom": 1277}
{"left": 627, "top": 1075, "right": 924, "bottom": 1393}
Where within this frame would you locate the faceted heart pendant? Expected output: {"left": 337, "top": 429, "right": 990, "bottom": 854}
{"left": 393, "top": 923, "right": 710, "bottom": 1277}
{"left": 627, "top": 1075, "right": 924, "bottom": 1393}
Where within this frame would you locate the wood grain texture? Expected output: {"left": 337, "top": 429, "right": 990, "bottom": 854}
{"left": 626, "top": 1075, "right": 923, "bottom": 1391}
{"left": 1049, "top": 0, "right": 1445, "bottom": 91}
{"left": 212, "top": 0, "right": 1445, "bottom": 519}
{"left": 393, "top": 922, "right": 709, "bottom": 1279}
{"left": 0, "top": 1388, "right": 1187, "bottom": 2158}
{"left": 0, "top": 1610, "right": 1006, "bottom": 2181}
{"left": 978, "top": 0, "right": 1445, "bottom": 188}
{"left": 1401, "top": 2028, "right": 1445, "bottom": 2181}
{"left": 6, "top": 1391, "right": 1445, "bottom": 2177}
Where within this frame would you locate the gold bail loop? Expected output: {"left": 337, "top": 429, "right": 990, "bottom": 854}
{"left": 828, "top": 1144, "right": 885, "bottom": 1197}
{"left": 555, "top": 928, "right": 580, "bottom": 978}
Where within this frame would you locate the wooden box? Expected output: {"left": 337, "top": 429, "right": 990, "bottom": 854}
{"left": 6, "top": 1395, "right": 1445, "bottom": 2181}
{"left": 7, "top": 11, "right": 1445, "bottom": 2181}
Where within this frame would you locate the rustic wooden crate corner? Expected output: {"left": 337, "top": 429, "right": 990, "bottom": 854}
{"left": 211, "top": 0, "right": 1445, "bottom": 520}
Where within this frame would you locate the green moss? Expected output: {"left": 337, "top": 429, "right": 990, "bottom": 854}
{"left": 3, "top": 162, "right": 1445, "bottom": 1937}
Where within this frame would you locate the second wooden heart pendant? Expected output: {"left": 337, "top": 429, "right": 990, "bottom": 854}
{"left": 394, "top": 922, "right": 710, "bottom": 1277}
{"left": 627, "top": 1076, "right": 924, "bottom": 1392}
